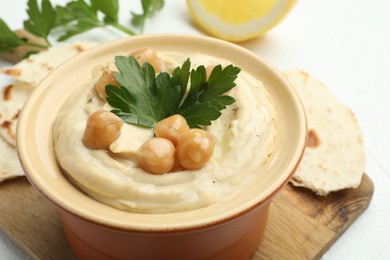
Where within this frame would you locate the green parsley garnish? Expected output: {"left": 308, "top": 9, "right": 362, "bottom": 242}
{"left": 131, "top": 0, "right": 164, "bottom": 33}
{"left": 1, "top": 0, "right": 165, "bottom": 56}
{"left": 106, "top": 56, "right": 241, "bottom": 128}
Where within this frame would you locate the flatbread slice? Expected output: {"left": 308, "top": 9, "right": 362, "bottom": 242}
{"left": 284, "top": 70, "right": 366, "bottom": 195}
{"left": 0, "top": 41, "right": 97, "bottom": 86}
{"left": 0, "top": 41, "right": 97, "bottom": 147}
{"left": 0, "top": 41, "right": 97, "bottom": 182}
{"left": 0, "top": 81, "right": 34, "bottom": 147}
{"left": 0, "top": 135, "right": 24, "bottom": 182}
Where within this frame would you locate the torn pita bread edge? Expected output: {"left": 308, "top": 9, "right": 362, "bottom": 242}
{"left": 284, "top": 69, "right": 366, "bottom": 196}
{"left": 0, "top": 135, "right": 24, "bottom": 182}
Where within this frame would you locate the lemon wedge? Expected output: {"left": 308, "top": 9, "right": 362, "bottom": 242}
{"left": 187, "top": 0, "right": 296, "bottom": 42}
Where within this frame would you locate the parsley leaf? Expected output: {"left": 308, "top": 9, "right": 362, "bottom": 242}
{"left": 106, "top": 56, "right": 240, "bottom": 128}
{"left": 0, "top": 19, "right": 27, "bottom": 54}
{"left": 169, "top": 58, "right": 191, "bottom": 114}
{"left": 54, "top": 0, "right": 101, "bottom": 41}
{"left": 0, "top": 19, "right": 48, "bottom": 55}
{"left": 106, "top": 85, "right": 150, "bottom": 126}
{"left": 110, "top": 56, "right": 158, "bottom": 127}
{"left": 91, "top": 0, "right": 119, "bottom": 23}
{"left": 54, "top": 0, "right": 98, "bottom": 27}
{"left": 155, "top": 72, "right": 181, "bottom": 120}
{"left": 23, "top": 0, "right": 56, "bottom": 45}
{"left": 131, "top": 0, "right": 164, "bottom": 33}
{"left": 54, "top": 0, "right": 135, "bottom": 41}
{"left": 179, "top": 64, "right": 240, "bottom": 128}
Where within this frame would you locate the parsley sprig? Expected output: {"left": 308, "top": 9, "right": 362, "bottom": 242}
{"left": 54, "top": 0, "right": 136, "bottom": 41}
{"left": 106, "top": 56, "right": 241, "bottom": 128}
{"left": 24, "top": 0, "right": 56, "bottom": 45}
{"left": 1, "top": 0, "right": 164, "bottom": 56}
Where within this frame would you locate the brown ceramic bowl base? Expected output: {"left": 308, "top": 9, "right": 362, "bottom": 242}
{"left": 59, "top": 202, "right": 270, "bottom": 260}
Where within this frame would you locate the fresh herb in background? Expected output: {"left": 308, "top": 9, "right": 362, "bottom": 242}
{"left": 131, "top": 0, "right": 164, "bottom": 33}
{"left": 0, "top": 0, "right": 165, "bottom": 55}
{"left": 24, "top": 0, "right": 56, "bottom": 45}
{"left": 106, "top": 56, "right": 241, "bottom": 128}
{"left": 55, "top": 0, "right": 135, "bottom": 41}
{"left": 0, "top": 19, "right": 46, "bottom": 53}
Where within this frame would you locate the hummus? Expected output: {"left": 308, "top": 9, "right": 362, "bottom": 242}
{"left": 53, "top": 52, "right": 276, "bottom": 213}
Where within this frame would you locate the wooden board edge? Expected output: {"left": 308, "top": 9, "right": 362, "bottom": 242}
{"left": 313, "top": 174, "right": 374, "bottom": 259}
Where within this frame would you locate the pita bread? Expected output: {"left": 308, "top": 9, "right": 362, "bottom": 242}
{"left": 0, "top": 82, "right": 27, "bottom": 181}
{"left": 284, "top": 70, "right": 365, "bottom": 195}
{"left": 0, "top": 41, "right": 97, "bottom": 182}
{"left": 0, "top": 135, "right": 24, "bottom": 182}
{"left": 0, "top": 41, "right": 97, "bottom": 86}
{"left": 0, "top": 41, "right": 97, "bottom": 147}
{"left": 0, "top": 81, "right": 34, "bottom": 146}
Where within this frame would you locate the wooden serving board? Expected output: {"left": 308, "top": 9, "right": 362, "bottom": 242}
{"left": 0, "top": 174, "right": 373, "bottom": 260}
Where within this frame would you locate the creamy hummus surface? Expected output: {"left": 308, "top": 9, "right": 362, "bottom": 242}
{"left": 53, "top": 52, "right": 276, "bottom": 213}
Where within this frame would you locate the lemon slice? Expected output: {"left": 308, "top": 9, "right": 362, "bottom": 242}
{"left": 187, "top": 0, "right": 296, "bottom": 42}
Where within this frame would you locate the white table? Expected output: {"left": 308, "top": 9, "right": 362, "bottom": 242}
{"left": 1, "top": 0, "right": 389, "bottom": 259}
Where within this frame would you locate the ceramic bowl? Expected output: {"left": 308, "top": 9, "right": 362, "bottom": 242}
{"left": 17, "top": 34, "right": 307, "bottom": 259}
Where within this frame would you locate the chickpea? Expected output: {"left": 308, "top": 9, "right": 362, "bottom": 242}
{"left": 130, "top": 48, "right": 162, "bottom": 73}
{"left": 171, "top": 150, "right": 183, "bottom": 172}
{"left": 137, "top": 138, "right": 175, "bottom": 174}
{"left": 95, "top": 69, "right": 120, "bottom": 99}
{"left": 177, "top": 129, "right": 215, "bottom": 170}
{"left": 155, "top": 114, "right": 190, "bottom": 146}
{"left": 82, "top": 110, "right": 123, "bottom": 150}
